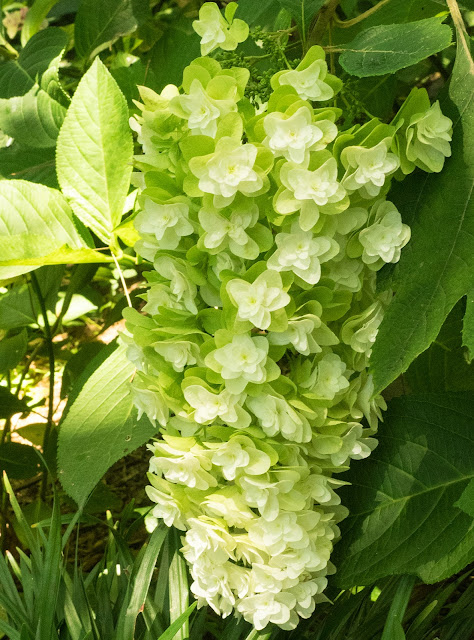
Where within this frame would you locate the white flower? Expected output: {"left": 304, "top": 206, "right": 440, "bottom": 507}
{"left": 227, "top": 270, "right": 290, "bottom": 330}
{"left": 181, "top": 517, "right": 236, "bottom": 565}
{"left": 276, "top": 158, "right": 347, "bottom": 230}
{"left": 205, "top": 334, "right": 269, "bottom": 393}
{"left": 237, "top": 474, "right": 281, "bottom": 521}
{"left": 267, "top": 228, "right": 338, "bottom": 285}
{"left": 268, "top": 314, "right": 337, "bottom": 356}
{"left": 150, "top": 450, "right": 217, "bottom": 490}
{"left": 143, "top": 283, "right": 186, "bottom": 315}
{"left": 193, "top": 2, "right": 248, "bottom": 56}
{"left": 183, "top": 385, "right": 245, "bottom": 425}
{"left": 135, "top": 200, "right": 193, "bottom": 254}
{"left": 131, "top": 381, "right": 169, "bottom": 426}
{"left": 342, "top": 140, "right": 399, "bottom": 198}
{"left": 211, "top": 439, "right": 250, "bottom": 480}
{"left": 246, "top": 394, "right": 312, "bottom": 443}
{"left": 153, "top": 256, "right": 198, "bottom": 314}
{"left": 154, "top": 340, "right": 199, "bottom": 372}
{"left": 263, "top": 107, "right": 336, "bottom": 164}
{"left": 279, "top": 60, "right": 335, "bottom": 102}
{"left": 203, "top": 488, "right": 256, "bottom": 527}
{"left": 146, "top": 485, "right": 188, "bottom": 530}
{"left": 190, "top": 137, "right": 263, "bottom": 207}
{"left": 359, "top": 201, "right": 410, "bottom": 266}
{"left": 248, "top": 512, "right": 306, "bottom": 554}
{"left": 406, "top": 101, "right": 452, "bottom": 172}
{"left": 237, "top": 591, "right": 296, "bottom": 630}
{"left": 311, "top": 423, "right": 377, "bottom": 467}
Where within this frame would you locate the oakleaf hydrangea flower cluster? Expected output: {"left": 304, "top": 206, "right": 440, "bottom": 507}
{"left": 125, "top": 4, "right": 452, "bottom": 631}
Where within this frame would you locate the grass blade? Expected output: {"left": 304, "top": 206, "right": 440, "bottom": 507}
{"left": 168, "top": 529, "right": 189, "bottom": 640}
{"left": 157, "top": 603, "right": 197, "bottom": 640}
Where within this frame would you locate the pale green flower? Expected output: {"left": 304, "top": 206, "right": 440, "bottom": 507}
{"left": 192, "top": 2, "right": 249, "bottom": 56}
{"left": 199, "top": 202, "right": 259, "bottom": 259}
{"left": 183, "top": 384, "right": 247, "bottom": 426}
{"left": 150, "top": 439, "right": 216, "bottom": 490}
{"left": 341, "top": 302, "right": 384, "bottom": 356}
{"left": 267, "top": 228, "right": 339, "bottom": 285}
{"left": 154, "top": 340, "right": 199, "bottom": 372}
{"left": 190, "top": 137, "right": 264, "bottom": 207}
{"left": 153, "top": 256, "right": 198, "bottom": 314}
{"left": 341, "top": 140, "right": 399, "bottom": 198}
{"left": 279, "top": 60, "right": 335, "bottom": 102}
{"left": 237, "top": 591, "right": 296, "bottom": 630}
{"left": 263, "top": 107, "right": 337, "bottom": 164}
{"left": 227, "top": 270, "right": 290, "bottom": 330}
{"left": 276, "top": 158, "right": 347, "bottom": 230}
{"left": 143, "top": 283, "right": 186, "bottom": 315}
{"left": 359, "top": 200, "right": 410, "bottom": 267}
{"left": 246, "top": 394, "right": 311, "bottom": 443}
{"left": 406, "top": 101, "right": 452, "bottom": 172}
{"left": 203, "top": 487, "right": 256, "bottom": 527}
{"left": 205, "top": 333, "right": 269, "bottom": 393}
{"left": 210, "top": 437, "right": 271, "bottom": 480}
{"left": 268, "top": 314, "right": 338, "bottom": 356}
{"left": 131, "top": 377, "right": 169, "bottom": 426}
{"left": 304, "top": 352, "right": 350, "bottom": 400}
{"left": 134, "top": 200, "right": 193, "bottom": 257}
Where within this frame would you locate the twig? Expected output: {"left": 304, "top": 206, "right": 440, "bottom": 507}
{"left": 334, "top": 0, "right": 392, "bottom": 29}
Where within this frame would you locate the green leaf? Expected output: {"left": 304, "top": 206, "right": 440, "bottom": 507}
{"left": 168, "top": 529, "right": 190, "bottom": 640}
{"left": 404, "top": 300, "right": 474, "bottom": 393}
{"left": 0, "top": 245, "right": 111, "bottom": 268}
{"left": 455, "top": 478, "right": 474, "bottom": 517}
{"left": 0, "top": 386, "right": 30, "bottom": 419}
{"left": 157, "top": 603, "right": 197, "bottom": 640}
{"left": 147, "top": 19, "right": 201, "bottom": 88}
{"left": 58, "top": 344, "right": 157, "bottom": 507}
{"left": 21, "top": 0, "right": 62, "bottom": 45}
{"left": 74, "top": 0, "right": 148, "bottom": 60}
{"left": 0, "top": 442, "right": 40, "bottom": 479}
{"left": 0, "top": 86, "right": 66, "bottom": 148}
{"left": 370, "top": 17, "right": 474, "bottom": 392}
{"left": 332, "top": 393, "right": 474, "bottom": 587}
{"left": 0, "top": 330, "right": 27, "bottom": 374}
{"left": 56, "top": 58, "right": 133, "bottom": 244}
{"left": 0, "top": 144, "right": 57, "bottom": 187}
{"left": 0, "top": 27, "right": 68, "bottom": 98}
{"left": 339, "top": 17, "right": 452, "bottom": 77}
{"left": 233, "top": 0, "right": 276, "bottom": 28}
{"left": 462, "top": 289, "right": 474, "bottom": 358}
{"left": 0, "top": 181, "right": 87, "bottom": 280}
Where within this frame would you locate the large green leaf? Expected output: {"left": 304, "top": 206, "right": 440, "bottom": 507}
{"left": 74, "top": 0, "right": 149, "bottom": 59}
{"left": 58, "top": 344, "right": 157, "bottom": 507}
{"left": 56, "top": 58, "right": 133, "bottom": 244}
{"left": 339, "top": 17, "right": 452, "bottom": 77}
{"left": 370, "top": 13, "right": 474, "bottom": 392}
{"left": 0, "top": 144, "right": 57, "bottom": 187}
{"left": 332, "top": 393, "right": 474, "bottom": 587}
{"left": 0, "top": 330, "right": 28, "bottom": 374}
{"left": 0, "top": 86, "right": 66, "bottom": 148}
{"left": 0, "top": 181, "right": 86, "bottom": 279}
{"left": 0, "top": 27, "right": 68, "bottom": 98}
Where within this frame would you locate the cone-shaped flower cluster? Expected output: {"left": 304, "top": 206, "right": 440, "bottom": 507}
{"left": 125, "top": 27, "right": 452, "bottom": 630}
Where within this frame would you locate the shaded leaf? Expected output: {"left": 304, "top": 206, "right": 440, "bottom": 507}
{"left": 0, "top": 144, "right": 57, "bottom": 187}
{"left": 0, "top": 386, "right": 30, "bottom": 419}
{"left": 370, "top": 15, "right": 474, "bottom": 392}
{"left": 339, "top": 18, "right": 452, "bottom": 77}
{"left": 0, "top": 330, "right": 28, "bottom": 374}
{"left": 58, "top": 344, "right": 157, "bottom": 507}
{"left": 332, "top": 393, "right": 474, "bottom": 587}
{"left": 0, "top": 442, "right": 40, "bottom": 479}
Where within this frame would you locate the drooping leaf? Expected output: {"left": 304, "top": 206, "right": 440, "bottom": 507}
{"left": 0, "top": 87, "right": 66, "bottom": 148}
{"left": 74, "top": 0, "right": 149, "bottom": 60}
{"left": 0, "top": 442, "right": 40, "bottom": 479}
{"left": 332, "top": 393, "right": 474, "bottom": 587}
{"left": 58, "top": 344, "right": 157, "bottom": 507}
{"left": 0, "top": 27, "right": 68, "bottom": 98}
{"left": 56, "top": 58, "right": 133, "bottom": 244}
{"left": 0, "top": 386, "right": 30, "bottom": 419}
{"left": 370, "top": 14, "right": 474, "bottom": 392}
{"left": 0, "top": 181, "right": 86, "bottom": 279}
{"left": 0, "top": 330, "right": 28, "bottom": 374}
{"left": 0, "top": 144, "right": 57, "bottom": 187}
{"left": 0, "top": 245, "right": 111, "bottom": 268}
{"left": 339, "top": 17, "right": 452, "bottom": 77}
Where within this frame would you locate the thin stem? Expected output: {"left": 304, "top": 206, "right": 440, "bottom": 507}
{"left": 307, "top": 0, "right": 341, "bottom": 49}
{"left": 15, "top": 342, "right": 41, "bottom": 397}
{"left": 112, "top": 253, "right": 132, "bottom": 308}
{"left": 334, "top": 0, "right": 392, "bottom": 28}
{"left": 30, "top": 272, "right": 55, "bottom": 501}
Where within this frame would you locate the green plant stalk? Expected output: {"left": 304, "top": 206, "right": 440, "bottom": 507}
{"left": 307, "top": 0, "right": 341, "bottom": 49}
{"left": 30, "top": 272, "right": 55, "bottom": 500}
{"left": 334, "top": 0, "right": 392, "bottom": 28}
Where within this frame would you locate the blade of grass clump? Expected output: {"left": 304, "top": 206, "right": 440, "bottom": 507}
{"left": 3, "top": 473, "right": 38, "bottom": 554}
{"left": 244, "top": 629, "right": 274, "bottom": 640}
{"left": 0, "top": 620, "right": 21, "bottom": 640}
{"left": 116, "top": 524, "right": 168, "bottom": 640}
{"left": 168, "top": 528, "right": 189, "bottom": 640}
{"left": 380, "top": 575, "right": 416, "bottom": 640}
{"left": 188, "top": 605, "right": 207, "bottom": 640}
{"left": 35, "top": 491, "right": 62, "bottom": 640}
{"left": 157, "top": 602, "right": 197, "bottom": 640}
{"left": 0, "top": 551, "right": 27, "bottom": 622}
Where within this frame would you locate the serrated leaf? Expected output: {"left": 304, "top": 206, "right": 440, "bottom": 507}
{"left": 58, "top": 344, "right": 157, "bottom": 507}
{"left": 0, "top": 244, "right": 111, "bottom": 267}
{"left": 21, "top": 0, "right": 62, "bottom": 45}
{"left": 74, "top": 0, "right": 149, "bottom": 60}
{"left": 0, "top": 27, "right": 68, "bottom": 98}
{"left": 332, "top": 393, "right": 474, "bottom": 587}
{"left": 56, "top": 58, "right": 133, "bottom": 244}
{"left": 0, "top": 181, "right": 86, "bottom": 279}
{"left": 0, "top": 442, "right": 40, "bottom": 479}
{"left": 339, "top": 17, "right": 452, "bottom": 77}
{"left": 0, "top": 86, "right": 66, "bottom": 148}
{"left": 370, "top": 15, "right": 474, "bottom": 392}
{"left": 454, "top": 478, "right": 474, "bottom": 517}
